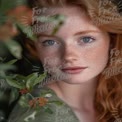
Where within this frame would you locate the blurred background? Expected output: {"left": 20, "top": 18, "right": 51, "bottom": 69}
{"left": 0, "top": 0, "right": 43, "bottom": 121}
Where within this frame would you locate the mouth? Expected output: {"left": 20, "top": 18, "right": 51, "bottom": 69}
{"left": 61, "top": 66, "right": 87, "bottom": 74}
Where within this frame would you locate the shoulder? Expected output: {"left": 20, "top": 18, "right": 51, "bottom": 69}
{"left": 8, "top": 87, "right": 79, "bottom": 122}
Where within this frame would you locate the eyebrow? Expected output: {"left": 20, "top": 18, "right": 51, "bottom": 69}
{"left": 37, "top": 30, "right": 100, "bottom": 38}
{"left": 37, "top": 33, "right": 56, "bottom": 38}
{"left": 74, "top": 30, "right": 100, "bottom": 36}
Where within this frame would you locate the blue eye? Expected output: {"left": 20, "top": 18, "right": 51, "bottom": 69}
{"left": 42, "top": 40, "right": 56, "bottom": 46}
{"left": 81, "top": 37, "right": 95, "bottom": 43}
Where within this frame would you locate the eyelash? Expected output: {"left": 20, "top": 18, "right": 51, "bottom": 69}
{"left": 42, "top": 39, "right": 58, "bottom": 46}
{"left": 79, "top": 36, "right": 96, "bottom": 44}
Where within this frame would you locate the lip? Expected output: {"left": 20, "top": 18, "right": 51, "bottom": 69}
{"left": 61, "top": 66, "right": 87, "bottom": 74}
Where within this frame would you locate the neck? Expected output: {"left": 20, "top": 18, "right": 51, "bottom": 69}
{"left": 47, "top": 77, "right": 98, "bottom": 112}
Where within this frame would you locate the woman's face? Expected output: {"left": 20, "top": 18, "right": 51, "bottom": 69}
{"left": 35, "top": 6, "right": 110, "bottom": 84}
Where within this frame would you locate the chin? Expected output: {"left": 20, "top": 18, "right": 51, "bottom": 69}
{"left": 61, "top": 74, "right": 99, "bottom": 84}
{"left": 61, "top": 77, "right": 90, "bottom": 84}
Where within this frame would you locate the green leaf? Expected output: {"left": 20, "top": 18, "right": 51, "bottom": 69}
{"left": 0, "top": 64, "right": 15, "bottom": 71}
{"left": 33, "top": 72, "right": 47, "bottom": 86}
{"left": 51, "top": 14, "right": 65, "bottom": 35}
{"left": 26, "top": 73, "right": 38, "bottom": 90}
{"left": 19, "top": 95, "right": 29, "bottom": 107}
{"left": 9, "top": 88, "right": 19, "bottom": 104}
{"left": 17, "top": 23, "right": 37, "bottom": 41}
{"left": 4, "top": 40, "right": 22, "bottom": 59}
{"left": 6, "top": 59, "right": 18, "bottom": 65}
{"left": 13, "top": 74, "right": 26, "bottom": 82}
{"left": 48, "top": 100, "right": 63, "bottom": 106}
{"left": 6, "top": 77, "right": 25, "bottom": 89}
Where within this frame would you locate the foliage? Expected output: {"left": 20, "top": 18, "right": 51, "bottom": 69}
{"left": 0, "top": 0, "right": 65, "bottom": 121}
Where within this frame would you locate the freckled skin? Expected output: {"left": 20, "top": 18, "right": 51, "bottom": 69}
{"left": 35, "top": 6, "right": 110, "bottom": 84}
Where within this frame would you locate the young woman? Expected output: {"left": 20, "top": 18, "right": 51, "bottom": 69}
{"left": 8, "top": 0, "right": 122, "bottom": 122}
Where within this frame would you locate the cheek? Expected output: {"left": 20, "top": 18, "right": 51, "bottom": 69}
{"left": 84, "top": 41, "right": 110, "bottom": 68}
{"left": 38, "top": 52, "right": 60, "bottom": 67}
{"left": 36, "top": 46, "right": 61, "bottom": 63}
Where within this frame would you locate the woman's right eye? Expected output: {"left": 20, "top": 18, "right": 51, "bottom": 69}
{"left": 42, "top": 40, "right": 57, "bottom": 46}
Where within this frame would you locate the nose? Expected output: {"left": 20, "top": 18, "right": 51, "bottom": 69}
{"left": 61, "top": 44, "right": 80, "bottom": 63}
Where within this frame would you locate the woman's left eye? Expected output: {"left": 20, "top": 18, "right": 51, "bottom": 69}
{"left": 42, "top": 40, "right": 57, "bottom": 46}
{"left": 80, "top": 36, "right": 95, "bottom": 43}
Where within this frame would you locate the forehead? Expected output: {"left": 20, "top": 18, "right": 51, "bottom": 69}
{"left": 35, "top": 6, "right": 102, "bottom": 36}
{"left": 45, "top": 6, "right": 84, "bottom": 15}
{"left": 45, "top": 6, "right": 89, "bottom": 22}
